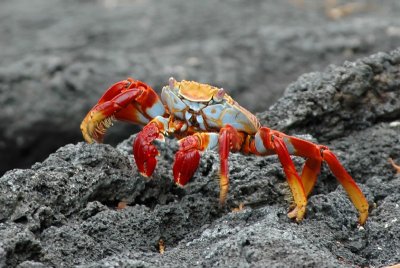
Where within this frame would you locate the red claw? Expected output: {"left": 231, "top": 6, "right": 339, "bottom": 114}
{"left": 173, "top": 136, "right": 201, "bottom": 187}
{"left": 133, "top": 122, "right": 160, "bottom": 177}
{"left": 173, "top": 149, "right": 200, "bottom": 187}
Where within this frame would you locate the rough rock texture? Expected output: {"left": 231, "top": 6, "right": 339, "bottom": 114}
{"left": 2, "top": 0, "right": 400, "bottom": 174}
{"left": 1, "top": 49, "right": 399, "bottom": 267}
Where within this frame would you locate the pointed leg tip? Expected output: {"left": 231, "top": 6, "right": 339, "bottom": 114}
{"left": 389, "top": 158, "right": 400, "bottom": 173}
{"left": 287, "top": 205, "right": 306, "bottom": 222}
{"left": 218, "top": 192, "right": 228, "bottom": 207}
{"left": 232, "top": 203, "right": 245, "bottom": 212}
{"left": 287, "top": 209, "right": 297, "bottom": 220}
{"left": 358, "top": 213, "right": 368, "bottom": 226}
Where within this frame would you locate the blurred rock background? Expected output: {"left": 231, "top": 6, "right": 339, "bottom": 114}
{"left": 1, "top": 0, "right": 400, "bottom": 175}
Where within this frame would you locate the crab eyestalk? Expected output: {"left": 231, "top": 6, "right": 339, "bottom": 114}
{"left": 213, "top": 88, "right": 226, "bottom": 102}
{"left": 169, "top": 77, "right": 176, "bottom": 89}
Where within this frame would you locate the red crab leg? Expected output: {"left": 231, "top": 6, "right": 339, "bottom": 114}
{"left": 285, "top": 134, "right": 369, "bottom": 224}
{"left": 218, "top": 125, "right": 244, "bottom": 205}
{"left": 251, "top": 127, "right": 369, "bottom": 224}
{"left": 173, "top": 132, "right": 219, "bottom": 186}
{"left": 301, "top": 158, "right": 321, "bottom": 197}
{"left": 80, "top": 78, "right": 165, "bottom": 143}
{"left": 269, "top": 133, "right": 308, "bottom": 222}
{"left": 322, "top": 150, "right": 369, "bottom": 224}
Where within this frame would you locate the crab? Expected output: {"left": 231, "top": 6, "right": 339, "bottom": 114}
{"left": 80, "top": 77, "right": 369, "bottom": 224}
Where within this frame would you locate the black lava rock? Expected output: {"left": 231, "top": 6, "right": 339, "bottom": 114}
{"left": 1, "top": 48, "right": 400, "bottom": 267}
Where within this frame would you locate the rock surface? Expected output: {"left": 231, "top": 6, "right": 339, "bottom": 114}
{"left": 2, "top": 0, "right": 400, "bottom": 174}
{"left": 1, "top": 48, "right": 400, "bottom": 267}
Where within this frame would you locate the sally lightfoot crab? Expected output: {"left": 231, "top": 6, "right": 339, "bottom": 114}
{"left": 80, "top": 77, "right": 369, "bottom": 224}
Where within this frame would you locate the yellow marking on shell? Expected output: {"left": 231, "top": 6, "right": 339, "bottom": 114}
{"left": 177, "top": 80, "right": 220, "bottom": 102}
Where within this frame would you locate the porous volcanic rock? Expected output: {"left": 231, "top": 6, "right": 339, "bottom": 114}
{"left": 1, "top": 49, "right": 399, "bottom": 267}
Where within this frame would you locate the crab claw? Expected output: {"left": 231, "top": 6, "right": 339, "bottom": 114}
{"left": 133, "top": 122, "right": 161, "bottom": 177}
{"left": 81, "top": 78, "right": 166, "bottom": 144}
{"left": 173, "top": 149, "right": 200, "bottom": 187}
{"left": 81, "top": 80, "right": 132, "bottom": 143}
{"left": 173, "top": 136, "right": 201, "bottom": 187}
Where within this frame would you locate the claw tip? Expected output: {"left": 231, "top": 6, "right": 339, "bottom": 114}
{"left": 139, "top": 172, "right": 150, "bottom": 178}
{"left": 175, "top": 181, "right": 185, "bottom": 188}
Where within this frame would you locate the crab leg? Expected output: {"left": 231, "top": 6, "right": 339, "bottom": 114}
{"left": 218, "top": 125, "right": 244, "bottom": 204}
{"left": 322, "top": 150, "right": 369, "bottom": 224}
{"left": 173, "top": 132, "right": 219, "bottom": 186}
{"left": 268, "top": 133, "right": 308, "bottom": 222}
{"left": 252, "top": 127, "right": 369, "bottom": 224}
{"left": 301, "top": 158, "right": 321, "bottom": 197}
{"left": 173, "top": 125, "right": 244, "bottom": 204}
{"left": 284, "top": 134, "right": 369, "bottom": 224}
{"left": 80, "top": 78, "right": 165, "bottom": 143}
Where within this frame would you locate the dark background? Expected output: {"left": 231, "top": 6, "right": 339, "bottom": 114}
{"left": 1, "top": 0, "right": 400, "bottom": 175}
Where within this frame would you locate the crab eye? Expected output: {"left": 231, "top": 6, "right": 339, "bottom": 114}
{"left": 213, "top": 88, "right": 225, "bottom": 102}
{"left": 169, "top": 77, "right": 176, "bottom": 89}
